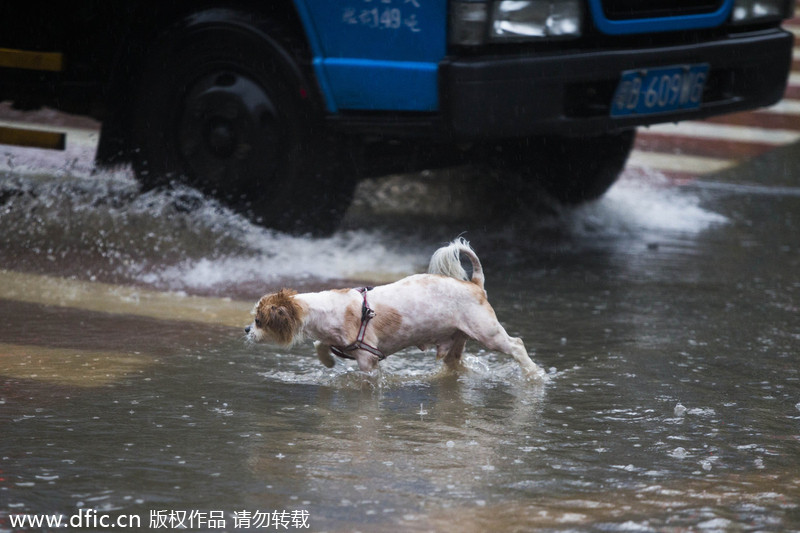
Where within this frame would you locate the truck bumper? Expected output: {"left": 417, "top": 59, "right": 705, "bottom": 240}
{"left": 440, "top": 28, "right": 794, "bottom": 140}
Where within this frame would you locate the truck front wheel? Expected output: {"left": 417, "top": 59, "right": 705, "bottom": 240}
{"left": 489, "top": 131, "right": 636, "bottom": 206}
{"left": 129, "top": 12, "right": 355, "bottom": 235}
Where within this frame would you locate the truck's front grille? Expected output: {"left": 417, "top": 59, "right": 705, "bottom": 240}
{"left": 601, "top": 0, "right": 725, "bottom": 20}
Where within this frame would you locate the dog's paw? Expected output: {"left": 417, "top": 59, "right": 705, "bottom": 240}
{"left": 314, "top": 341, "right": 336, "bottom": 368}
{"left": 522, "top": 363, "right": 548, "bottom": 382}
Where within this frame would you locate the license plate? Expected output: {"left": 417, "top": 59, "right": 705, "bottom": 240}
{"left": 611, "top": 63, "right": 709, "bottom": 117}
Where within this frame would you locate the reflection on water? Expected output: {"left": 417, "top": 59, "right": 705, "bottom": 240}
{"left": 0, "top": 343, "right": 153, "bottom": 387}
{"left": 2, "top": 167, "right": 799, "bottom": 531}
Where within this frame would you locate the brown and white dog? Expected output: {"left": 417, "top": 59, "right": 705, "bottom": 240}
{"left": 245, "top": 238, "right": 545, "bottom": 378}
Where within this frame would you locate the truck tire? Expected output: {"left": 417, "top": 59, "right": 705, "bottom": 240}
{"left": 129, "top": 11, "right": 355, "bottom": 235}
{"left": 491, "top": 131, "right": 636, "bottom": 205}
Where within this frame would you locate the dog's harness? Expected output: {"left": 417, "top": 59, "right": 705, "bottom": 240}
{"left": 330, "top": 287, "right": 386, "bottom": 361}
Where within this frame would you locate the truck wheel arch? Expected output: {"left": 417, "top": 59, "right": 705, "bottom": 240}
{"left": 97, "top": 5, "right": 355, "bottom": 235}
{"left": 96, "top": 3, "right": 323, "bottom": 167}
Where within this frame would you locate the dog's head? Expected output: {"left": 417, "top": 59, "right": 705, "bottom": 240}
{"left": 245, "top": 289, "right": 305, "bottom": 346}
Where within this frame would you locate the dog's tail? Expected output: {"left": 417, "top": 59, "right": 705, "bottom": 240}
{"left": 428, "top": 237, "right": 485, "bottom": 290}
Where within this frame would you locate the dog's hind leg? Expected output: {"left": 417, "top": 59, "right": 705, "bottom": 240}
{"left": 314, "top": 341, "right": 336, "bottom": 368}
{"left": 468, "top": 321, "right": 545, "bottom": 379}
{"left": 491, "top": 334, "right": 544, "bottom": 379}
{"left": 437, "top": 333, "right": 468, "bottom": 371}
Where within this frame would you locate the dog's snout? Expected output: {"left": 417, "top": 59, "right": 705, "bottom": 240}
{"left": 245, "top": 325, "right": 252, "bottom": 334}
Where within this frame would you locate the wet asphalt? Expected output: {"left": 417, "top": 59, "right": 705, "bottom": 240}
{"left": 1, "top": 114, "right": 799, "bottom": 530}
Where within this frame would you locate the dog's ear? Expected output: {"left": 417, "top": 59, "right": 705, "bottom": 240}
{"left": 256, "top": 289, "right": 301, "bottom": 345}
{"left": 266, "top": 305, "right": 295, "bottom": 344}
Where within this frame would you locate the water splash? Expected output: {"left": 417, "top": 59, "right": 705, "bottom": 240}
{"left": 145, "top": 230, "right": 428, "bottom": 291}
{"left": 567, "top": 170, "right": 728, "bottom": 243}
{"left": 0, "top": 173, "right": 429, "bottom": 292}
{"left": 1, "top": 164, "right": 729, "bottom": 294}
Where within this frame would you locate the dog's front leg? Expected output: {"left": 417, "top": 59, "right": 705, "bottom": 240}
{"left": 314, "top": 341, "right": 336, "bottom": 368}
{"left": 354, "top": 350, "right": 380, "bottom": 373}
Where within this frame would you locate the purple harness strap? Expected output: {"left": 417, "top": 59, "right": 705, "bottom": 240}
{"left": 330, "top": 287, "right": 386, "bottom": 361}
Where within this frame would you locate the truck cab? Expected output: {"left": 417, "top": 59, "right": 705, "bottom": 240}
{"left": 0, "top": 0, "right": 794, "bottom": 233}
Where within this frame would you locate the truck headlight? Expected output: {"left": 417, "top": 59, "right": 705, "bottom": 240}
{"left": 491, "top": 0, "right": 582, "bottom": 40}
{"left": 731, "top": 0, "right": 795, "bottom": 23}
{"left": 450, "top": 0, "right": 582, "bottom": 45}
{"left": 450, "top": 1, "right": 489, "bottom": 45}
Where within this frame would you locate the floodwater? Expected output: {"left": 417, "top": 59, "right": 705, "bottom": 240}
{"left": 1, "top": 148, "right": 799, "bottom": 531}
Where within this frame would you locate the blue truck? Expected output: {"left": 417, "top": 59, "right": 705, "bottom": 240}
{"left": 0, "top": 0, "right": 794, "bottom": 233}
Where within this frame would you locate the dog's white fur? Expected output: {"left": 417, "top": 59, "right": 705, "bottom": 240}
{"left": 246, "top": 238, "right": 544, "bottom": 378}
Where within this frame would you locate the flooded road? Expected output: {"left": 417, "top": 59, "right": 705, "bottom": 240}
{"left": 2, "top": 138, "right": 799, "bottom": 532}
